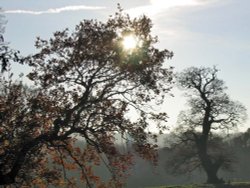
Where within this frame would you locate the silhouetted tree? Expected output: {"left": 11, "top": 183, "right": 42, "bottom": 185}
{"left": 0, "top": 9, "right": 21, "bottom": 72}
{"left": 0, "top": 8, "right": 173, "bottom": 187}
{"left": 166, "top": 66, "right": 246, "bottom": 184}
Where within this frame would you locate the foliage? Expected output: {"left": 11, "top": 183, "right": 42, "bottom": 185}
{"left": 0, "top": 9, "right": 21, "bottom": 73}
{"left": 0, "top": 7, "right": 173, "bottom": 187}
{"left": 166, "top": 66, "right": 247, "bottom": 184}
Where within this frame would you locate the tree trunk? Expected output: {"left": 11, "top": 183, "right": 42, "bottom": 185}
{"left": 199, "top": 151, "right": 223, "bottom": 184}
{"left": 204, "top": 164, "right": 223, "bottom": 184}
{"left": 197, "top": 135, "right": 223, "bottom": 184}
{"left": 0, "top": 174, "right": 15, "bottom": 185}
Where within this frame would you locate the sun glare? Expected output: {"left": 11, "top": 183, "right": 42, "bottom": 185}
{"left": 150, "top": 0, "right": 198, "bottom": 7}
{"left": 122, "top": 35, "right": 138, "bottom": 50}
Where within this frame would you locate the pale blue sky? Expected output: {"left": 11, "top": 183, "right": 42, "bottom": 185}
{"left": 1, "top": 0, "right": 249, "bottom": 132}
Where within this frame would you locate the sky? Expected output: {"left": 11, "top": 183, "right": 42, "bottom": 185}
{"left": 1, "top": 0, "right": 250, "bottom": 132}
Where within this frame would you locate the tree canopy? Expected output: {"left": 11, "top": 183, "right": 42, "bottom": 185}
{"left": 166, "top": 66, "right": 247, "bottom": 184}
{"left": 0, "top": 8, "right": 173, "bottom": 187}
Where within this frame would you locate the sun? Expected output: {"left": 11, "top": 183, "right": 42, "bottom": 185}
{"left": 122, "top": 35, "right": 138, "bottom": 50}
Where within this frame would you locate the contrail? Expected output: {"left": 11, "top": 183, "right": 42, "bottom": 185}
{"left": 4, "top": 5, "right": 106, "bottom": 15}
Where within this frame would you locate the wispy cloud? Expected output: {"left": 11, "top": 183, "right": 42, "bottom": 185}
{"left": 126, "top": 0, "right": 209, "bottom": 17}
{"left": 4, "top": 5, "right": 106, "bottom": 15}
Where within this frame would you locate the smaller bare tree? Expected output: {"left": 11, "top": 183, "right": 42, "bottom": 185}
{"left": 166, "top": 66, "right": 247, "bottom": 184}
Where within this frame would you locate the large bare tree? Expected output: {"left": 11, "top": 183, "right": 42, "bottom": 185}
{"left": 0, "top": 8, "right": 173, "bottom": 187}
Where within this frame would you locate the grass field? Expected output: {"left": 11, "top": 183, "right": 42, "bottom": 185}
{"left": 147, "top": 182, "right": 250, "bottom": 188}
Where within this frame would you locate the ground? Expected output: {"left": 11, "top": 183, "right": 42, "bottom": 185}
{"left": 148, "top": 182, "right": 250, "bottom": 188}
